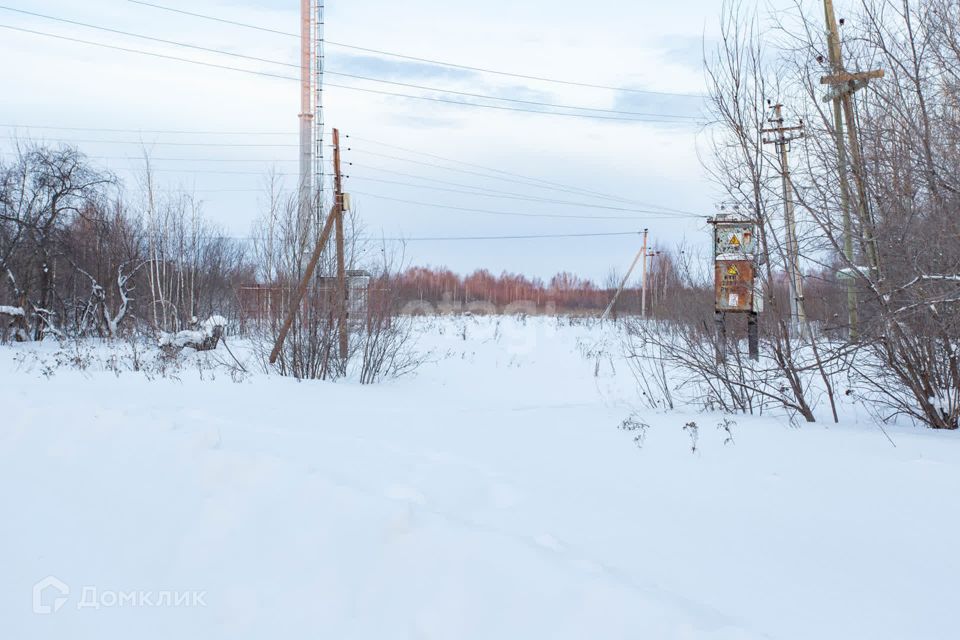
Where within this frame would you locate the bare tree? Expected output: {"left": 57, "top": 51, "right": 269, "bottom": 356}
{"left": 0, "top": 142, "right": 114, "bottom": 338}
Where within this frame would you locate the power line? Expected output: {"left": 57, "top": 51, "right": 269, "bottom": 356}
{"left": 347, "top": 191, "right": 693, "bottom": 222}
{"left": 126, "top": 0, "right": 298, "bottom": 38}
{"left": 0, "top": 23, "right": 299, "bottom": 78}
{"left": 127, "top": 167, "right": 293, "bottom": 176}
{"left": 348, "top": 164, "right": 697, "bottom": 215}
{"left": 2, "top": 148, "right": 695, "bottom": 219}
{"left": 344, "top": 136, "right": 698, "bottom": 214}
{"left": 10, "top": 152, "right": 695, "bottom": 219}
{"left": 0, "top": 6, "right": 300, "bottom": 66}
{"left": 345, "top": 147, "right": 698, "bottom": 216}
{"left": 0, "top": 123, "right": 298, "bottom": 136}
{"left": 1, "top": 136, "right": 299, "bottom": 147}
{"left": 2, "top": 130, "right": 699, "bottom": 220}
{"left": 376, "top": 231, "right": 645, "bottom": 242}
{"left": 1, "top": 132, "right": 700, "bottom": 216}
{"left": 124, "top": 0, "right": 705, "bottom": 98}
{"left": 349, "top": 163, "right": 642, "bottom": 203}
{"left": 220, "top": 230, "right": 646, "bottom": 243}
{"left": 82, "top": 155, "right": 298, "bottom": 163}
{"left": 0, "top": 149, "right": 299, "bottom": 166}
{"left": 328, "top": 46, "right": 703, "bottom": 100}
{"left": 0, "top": 23, "right": 698, "bottom": 124}
{"left": 0, "top": 6, "right": 700, "bottom": 121}
{"left": 347, "top": 180, "right": 701, "bottom": 218}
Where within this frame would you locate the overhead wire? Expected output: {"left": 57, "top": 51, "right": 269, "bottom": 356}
{"left": 0, "top": 23, "right": 699, "bottom": 124}
{"left": 220, "top": 231, "right": 647, "bottom": 242}
{"left": 345, "top": 191, "right": 694, "bottom": 222}
{"left": 0, "top": 123, "right": 298, "bottom": 136}
{"left": 365, "top": 231, "right": 646, "bottom": 242}
{"left": 345, "top": 178, "right": 701, "bottom": 218}
{"left": 348, "top": 162, "right": 631, "bottom": 202}
{"left": 345, "top": 147, "right": 698, "bottom": 216}
{"left": 82, "top": 155, "right": 298, "bottom": 163}
{"left": 1, "top": 138, "right": 700, "bottom": 222}
{"left": 0, "top": 135, "right": 300, "bottom": 148}
{"left": 344, "top": 135, "right": 698, "bottom": 214}
{"left": 123, "top": 0, "right": 705, "bottom": 98}
{"left": 0, "top": 6, "right": 700, "bottom": 122}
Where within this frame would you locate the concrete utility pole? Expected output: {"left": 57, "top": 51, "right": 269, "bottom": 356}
{"left": 298, "top": 0, "right": 314, "bottom": 240}
{"left": 762, "top": 103, "right": 807, "bottom": 339}
{"left": 821, "top": 0, "right": 884, "bottom": 339}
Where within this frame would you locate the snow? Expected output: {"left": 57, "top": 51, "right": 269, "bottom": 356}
{"left": 1, "top": 316, "right": 959, "bottom": 639}
{"left": 202, "top": 315, "right": 228, "bottom": 335}
{"left": 0, "top": 304, "right": 24, "bottom": 317}
{"left": 158, "top": 329, "right": 207, "bottom": 349}
{"left": 158, "top": 316, "right": 228, "bottom": 349}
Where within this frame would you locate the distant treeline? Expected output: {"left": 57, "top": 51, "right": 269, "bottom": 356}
{"left": 389, "top": 260, "right": 847, "bottom": 320}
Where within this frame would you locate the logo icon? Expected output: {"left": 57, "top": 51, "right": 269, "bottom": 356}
{"left": 33, "top": 576, "right": 70, "bottom": 615}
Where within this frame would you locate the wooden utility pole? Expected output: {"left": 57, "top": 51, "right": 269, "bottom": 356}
{"left": 332, "top": 128, "right": 349, "bottom": 360}
{"left": 601, "top": 240, "right": 645, "bottom": 321}
{"left": 762, "top": 103, "right": 807, "bottom": 339}
{"left": 268, "top": 128, "right": 348, "bottom": 366}
{"left": 268, "top": 205, "right": 338, "bottom": 365}
{"left": 639, "top": 228, "right": 649, "bottom": 318}
{"left": 821, "top": 0, "right": 884, "bottom": 339}
{"left": 642, "top": 247, "right": 661, "bottom": 318}
{"left": 600, "top": 229, "right": 649, "bottom": 320}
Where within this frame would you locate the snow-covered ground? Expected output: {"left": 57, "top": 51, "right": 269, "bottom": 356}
{"left": 2, "top": 316, "right": 958, "bottom": 639}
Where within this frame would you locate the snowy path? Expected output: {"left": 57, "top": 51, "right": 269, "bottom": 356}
{"left": 2, "top": 317, "right": 959, "bottom": 639}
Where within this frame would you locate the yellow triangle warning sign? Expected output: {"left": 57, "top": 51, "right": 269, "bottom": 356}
{"left": 730, "top": 235, "right": 741, "bottom": 247}
{"left": 727, "top": 265, "right": 739, "bottom": 276}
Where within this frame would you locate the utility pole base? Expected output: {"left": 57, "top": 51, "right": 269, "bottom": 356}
{"left": 748, "top": 312, "right": 759, "bottom": 361}
{"left": 715, "top": 311, "right": 727, "bottom": 364}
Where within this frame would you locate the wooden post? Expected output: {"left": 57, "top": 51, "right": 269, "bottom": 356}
{"left": 639, "top": 228, "right": 649, "bottom": 318}
{"left": 332, "top": 128, "right": 348, "bottom": 360}
{"left": 748, "top": 312, "right": 759, "bottom": 361}
{"left": 715, "top": 311, "right": 727, "bottom": 364}
{"left": 822, "top": 0, "right": 883, "bottom": 337}
{"left": 601, "top": 241, "right": 644, "bottom": 321}
{"left": 268, "top": 208, "right": 338, "bottom": 365}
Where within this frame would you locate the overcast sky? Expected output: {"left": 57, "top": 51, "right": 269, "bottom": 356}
{"left": 0, "top": 0, "right": 734, "bottom": 280}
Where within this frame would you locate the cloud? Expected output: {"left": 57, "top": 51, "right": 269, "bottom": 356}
{"left": 330, "top": 52, "right": 478, "bottom": 83}
{"left": 654, "top": 34, "right": 715, "bottom": 73}
{"left": 611, "top": 90, "right": 706, "bottom": 122}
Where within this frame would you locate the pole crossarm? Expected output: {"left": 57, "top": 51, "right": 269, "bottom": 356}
{"left": 820, "top": 69, "right": 885, "bottom": 85}
{"left": 761, "top": 124, "right": 805, "bottom": 134}
{"left": 821, "top": 70, "right": 884, "bottom": 103}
